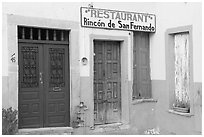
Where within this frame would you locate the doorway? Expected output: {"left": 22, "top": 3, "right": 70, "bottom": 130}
{"left": 93, "top": 40, "right": 121, "bottom": 125}
{"left": 18, "top": 26, "right": 70, "bottom": 128}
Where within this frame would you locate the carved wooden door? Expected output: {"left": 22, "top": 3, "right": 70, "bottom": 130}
{"left": 18, "top": 43, "right": 44, "bottom": 128}
{"left": 44, "top": 45, "right": 69, "bottom": 127}
{"left": 94, "top": 41, "right": 121, "bottom": 125}
{"left": 19, "top": 42, "right": 69, "bottom": 128}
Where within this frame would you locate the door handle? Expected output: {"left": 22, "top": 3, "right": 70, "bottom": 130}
{"left": 53, "top": 87, "right": 62, "bottom": 92}
{"left": 39, "top": 72, "right": 43, "bottom": 84}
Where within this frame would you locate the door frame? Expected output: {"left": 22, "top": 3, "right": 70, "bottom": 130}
{"left": 90, "top": 34, "right": 130, "bottom": 126}
{"left": 93, "top": 40, "right": 122, "bottom": 125}
{"left": 18, "top": 42, "right": 44, "bottom": 128}
{"left": 18, "top": 38, "right": 70, "bottom": 128}
{"left": 5, "top": 14, "right": 79, "bottom": 128}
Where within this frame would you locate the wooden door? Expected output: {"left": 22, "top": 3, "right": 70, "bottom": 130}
{"left": 94, "top": 41, "right": 121, "bottom": 125}
{"left": 18, "top": 42, "right": 69, "bottom": 128}
{"left": 44, "top": 45, "right": 69, "bottom": 127}
{"left": 18, "top": 43, "right": 44, "bottom": 128}
{"left": 133, "top": 32, "right": 151, "bottom": 99}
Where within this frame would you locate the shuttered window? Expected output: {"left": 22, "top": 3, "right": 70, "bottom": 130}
{"left": 18, "top": 26, "right": 69, "bottom": 42}
{"left": 174, "top": 33, "right": 190, "bottom": 110}
{"left": 133, "top": 32, "right": 151, "bottom": 99}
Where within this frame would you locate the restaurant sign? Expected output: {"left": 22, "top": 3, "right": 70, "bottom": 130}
{"left": 81, "top": 7, "right": 156, "bottom": 32}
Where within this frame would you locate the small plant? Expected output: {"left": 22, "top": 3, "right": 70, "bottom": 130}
{"left": 173, "top": 99, "right": 190, "bottom": 113}
{"left": 144, "top": 127, "right": 160, "bottom": 135}
{"left": 173, "top": 99, "right": 190, "bottom": 108}
{"left": 2, "top": 107, "right": 18, "bottom": 135}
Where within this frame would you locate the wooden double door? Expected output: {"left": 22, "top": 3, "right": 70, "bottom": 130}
{"left": 94, "top": 40, "right": 121, "bottom": 125}
{"left": 18, "top": 42, "right": 69, "bottom": 128}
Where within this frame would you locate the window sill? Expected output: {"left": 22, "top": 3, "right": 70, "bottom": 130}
{"left": 168, "top": 109, "right": 194, "bottom": 117}
{"left": 132, "top": 98, "right": 157, "bottom": 105}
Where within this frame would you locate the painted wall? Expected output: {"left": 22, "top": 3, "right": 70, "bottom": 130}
{"left": 79, "top": 28, "right": 132, "bottom": 131}
{"left": 2, "top": 2, "right": 156, "bottom": 77}
{"left": 151, "top": 3, "right": 202, "bottom": 134}
{"left": 2, "top": 2, "right": 202, "bottom": 134}
{"left": 3, "top": 2, "right": 201, "bottom": 81}
{"left": 151, "top": 2, "right": 202, "bottom": 82}
{"left": 2, "top": 14, "right": 81, "bottom": 128}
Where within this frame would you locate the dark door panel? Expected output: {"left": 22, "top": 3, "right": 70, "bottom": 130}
{"left": 133, "top": 32, "right": 151, "bottom": 99}
{"left": 44, "top": 45, "right": 69, "bottom": 127}
{"left": 18, "top": 43, "right": 44, "bottom": 128}
{"left": 18, "top": 43, "right": 69, "bottom": 128}
{"left": 94, "top": 41, "right": 121, "bottom": 125}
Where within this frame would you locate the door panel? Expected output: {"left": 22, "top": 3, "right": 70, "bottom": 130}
{"left": 19, "top": 43, "right": 69, "bottom": 128}
{"left": 94, "top": 41, "right": 121, "bottom": 125}
{"left": 18, "top": 43, "right": 44, "bottom": 128}
{"left": 105, "top": 42, "right": 121, "bottom": 124}
{"left": 94, "top": 41, "right": 106, "bottom": 124}
{"left": 44, "top": 45, "right": 69, "bottom": 127}
{"left": 133, "top": 32, "right": 151, "bottom": 99}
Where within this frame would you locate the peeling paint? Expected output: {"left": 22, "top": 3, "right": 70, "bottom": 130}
{"left": 174, "top": 33, "right": 190, "bottom": 107}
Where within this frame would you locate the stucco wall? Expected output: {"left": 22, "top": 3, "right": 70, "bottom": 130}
{"left": 2, "top": 2, "right": 202, "bottom": 134}
{"left": 79, "top": 29, "right": 132, "bottom": 128}
{"left": 2, "top": 2, "right": 201, "bottom": 81}
{"left": 2, "top": 14, "right": 81, "bottom": 126}
{"left": 2, "top": 2, "right": 156, "bottom": 77}
{"left": 132, "top": 3, "right": 202, "bottom": 134}
{"left": 152, "top": 80, "right": 202, "bottom": 134}
{"left": 151, "top": 2, "right": 202, "bottom": 82}
{"left": 153, "top": 3, "right": 202, "bottom": 134}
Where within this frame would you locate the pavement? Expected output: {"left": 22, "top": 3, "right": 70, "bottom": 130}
{"left": 15, "top": 126, "right": 177, "bottom": 135}
{"left": 74, "top": 127, "right": 176, "bottom": 135}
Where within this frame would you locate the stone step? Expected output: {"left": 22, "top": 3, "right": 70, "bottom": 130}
{"left": 89, "top": 123, "right": 130, "bottom": 134}
{"left": 17, "top": 127, "right": 73, "bottom": 135}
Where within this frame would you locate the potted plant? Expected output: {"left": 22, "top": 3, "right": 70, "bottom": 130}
{"left": 173, "top": 99, "right": 190, "bottom": 113}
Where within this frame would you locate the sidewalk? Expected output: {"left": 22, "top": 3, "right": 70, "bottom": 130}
{"left": 86, "top": 128, "right": 176, "bottom": 135}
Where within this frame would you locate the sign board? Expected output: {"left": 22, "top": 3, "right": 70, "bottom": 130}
{"left": 81, "top": 7, "right": 156, "bottom": 32}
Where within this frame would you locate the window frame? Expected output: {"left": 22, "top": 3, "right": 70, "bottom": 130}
{"left": 165, "top": 25, "right": 194, "bottom": 115}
